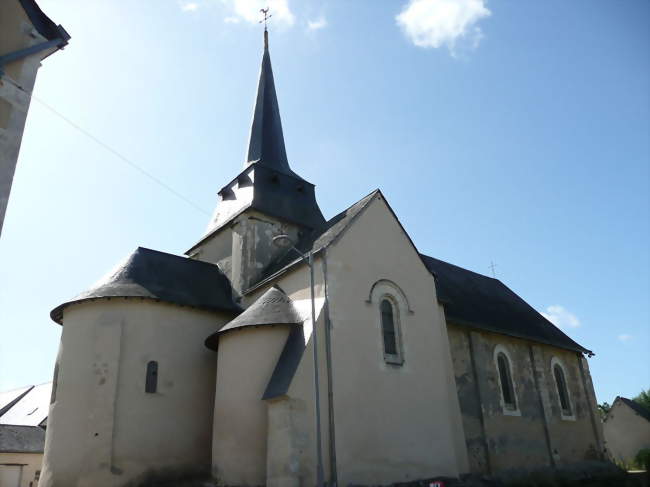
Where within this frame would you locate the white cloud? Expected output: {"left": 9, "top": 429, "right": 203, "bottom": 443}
{"left": 618, "top": 334, "right": 633, "bottom": 343}
{"left": 307, "top": 17, "right": 327, "bottom": 31}
{"left": 224, "top": 16, "right": 241, "bottom": 23}
{"left": 541, "top": 305, "right": 581, "bottom": 330}
{"left": 227, "top": 0, "right": 295, "bottom": 27}
{"left": 180, "top": 1, "right": 199, "bottom": 12}
{"left": 396, "top": 0, "right": 491, "bottom": 55}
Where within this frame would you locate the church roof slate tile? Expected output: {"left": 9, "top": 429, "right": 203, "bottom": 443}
{"left": 205, "top": 286, "right": 302, "bottom": 350}
{"left": 420, "top": 254, "right": 592, "bottom": 355}
{"left": 0, "top": 424, "right": 45, "bottom": 454}
{"left": 50, "top": 247, "right": 240, "bottom": 324}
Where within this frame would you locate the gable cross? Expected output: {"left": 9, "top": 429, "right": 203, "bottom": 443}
{"left": 489, "top": 261, "right": 498, "bottom": 278}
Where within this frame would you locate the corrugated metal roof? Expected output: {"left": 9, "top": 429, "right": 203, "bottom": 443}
{"left": 0, "top": 383, "right": 51, "bottom": 427}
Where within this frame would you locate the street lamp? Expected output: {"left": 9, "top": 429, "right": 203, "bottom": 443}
{"left": 272, "top": 234, "right": 325, "bottom": 487}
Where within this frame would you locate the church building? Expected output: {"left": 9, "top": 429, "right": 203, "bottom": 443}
{"left": 40, "top": 30, "right": 604, "bottom": 487}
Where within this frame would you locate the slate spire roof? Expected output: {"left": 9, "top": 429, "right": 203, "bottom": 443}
{"left": 245, "top": 30, "right": 296, "bottom": 178}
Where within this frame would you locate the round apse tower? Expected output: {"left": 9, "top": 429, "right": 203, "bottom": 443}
{"left": 40, "top": 247, "right": 240, "bottom": 487}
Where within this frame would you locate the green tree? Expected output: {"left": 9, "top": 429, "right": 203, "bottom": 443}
{"left": 598, "top": 402, "right": 611, "bottom": 419}
{"left": 634, "top": 389, "right": 650, "bottom": 412}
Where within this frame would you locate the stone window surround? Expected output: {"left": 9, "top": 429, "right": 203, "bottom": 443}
{"left": 551, "top": 356, "right": 576, "bottom": 421}
{"left": 493, "top": 344, "right": 521, "bottom": 416}
{"left": 368, "top": 280, "right": 408, "bottom": 366}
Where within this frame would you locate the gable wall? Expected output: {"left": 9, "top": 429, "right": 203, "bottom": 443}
{"left": 447, "top": 323, "right": 603, "bottom": 474}
{"left": 321, "top": 195, "right": 468, "bottom": 485}
{"left": 603, "top": 400, "right": 650, "bottom": 463}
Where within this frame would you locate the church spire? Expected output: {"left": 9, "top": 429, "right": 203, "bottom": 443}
{"left": 245, "top": 28, "right": 293, "bottom": 176}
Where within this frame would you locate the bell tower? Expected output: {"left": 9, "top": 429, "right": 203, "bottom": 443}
{"left": 186, "top": 29, "right": 325, "bottom": 296}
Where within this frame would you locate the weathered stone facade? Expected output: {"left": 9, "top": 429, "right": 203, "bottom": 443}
{"left": 448, "top": 324, "right": 603, "bottom": 474}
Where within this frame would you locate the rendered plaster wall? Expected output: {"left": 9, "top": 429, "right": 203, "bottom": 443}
{"left": 0, "top": 1, "right": 57, "bottom": 237}
{"left": 193, "top": 209, "right": 301, "bottom": 296}
{"left": 0, "top": 452, "right": 42, "bottom": 487}
{"left": 306, "top": 194, "right": 467, "bottom": 485}
{"left": 190, "top": 227, "right": 234, "bottom": 280}
{"left": 211, "top": 325, "right": 290, "bottom": 486}
{"left": 603, "top": 400, "right": 650, "bottom": 463}
{"left": 40, "top": 300, "right": 230, "bottom": 487}
{"left": 447, "top": 324, "right": 603, "bottom": 474}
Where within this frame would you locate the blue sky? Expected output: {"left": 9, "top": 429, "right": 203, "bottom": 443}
{"left": 0, "top": 0, "right": 648, "bottom": 405}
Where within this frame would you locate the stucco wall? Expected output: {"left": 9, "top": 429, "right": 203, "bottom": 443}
{"left": 0, "top": 452, "right": 42, "bottom": 487}
{"left": 0, "top": 0, "right": 59, "bottom": 237}
{"left": 211, "top": 325, "right": 291, "bottom": 486}
{"left": 447, "top": 324, "right": 602, "bottom": 474}
{"left": 310, "top": 195, "right": 467, "bottom": 485}
{"left": 40, "top": 299, "right": 231, "bottom": 487}
{"left": 603, "top": 400, "right": 650, "bottom": 463}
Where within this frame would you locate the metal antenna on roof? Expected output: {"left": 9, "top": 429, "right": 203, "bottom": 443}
{"left": 489, "top": 261, "right": 498, "bottom": 278}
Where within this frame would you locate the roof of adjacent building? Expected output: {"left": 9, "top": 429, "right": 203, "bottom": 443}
{"left": 51, "top": 247, "right": 240, "bottom": 323}
{"left": 420, "top": 255, "right": 591, "bottom": 355}
{"left": 0, "top": 425, "right": 45, "bottom": 453}
{"left": 205, "top": 286, "right": 302, "bottom": 349}
{"left": 616, "top": 396, "right": 650, "bottom": 423}
{"left": 18, "top": 0, "right": 70, "bottom": 47}
{"left": 0, "top": 383, "right": 51, "bottom": 427}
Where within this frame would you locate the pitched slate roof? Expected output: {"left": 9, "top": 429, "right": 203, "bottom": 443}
{"left": 51, "top": 247, "right": 239, "bottom": 323}
{"left": 0, "top": 425, "right": 45, "bottom": 453}
{"left": 420, "top": 255, "right": 591, "bottom": 355}
{"left": 617, "top": 397, "right": 650, "bottom": 423}
{"left": 0, "top": 383, "right": 51, "bottom": 427}
{"left": 205, "top": 286, "right": 302, "bottom": 349}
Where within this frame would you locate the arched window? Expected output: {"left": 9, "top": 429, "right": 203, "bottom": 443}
{"left": 381, "top": 299, "right": 397, "bottom": 355}
{"left": 495, "top": 349, "right": 517, "bottom": 412}
{"left": 145, "top": 361, "right": 158, "bottom": 393}
{"left": 552, "top": 358, "right": 573, "bottom": 418}
{"left": 380, "top": 298, "right": 403, "bottom": 365}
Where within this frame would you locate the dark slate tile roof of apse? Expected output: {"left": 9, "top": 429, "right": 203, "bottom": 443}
{"left": 618, "top": 397, "right": 650, "bottom": 423}
{"left": 0, "top": 425, "right": 45, "bottom": 453}
{"left": 420, "top": 254, "right": 592, "bottom": 355}
{"left": 205, "top": 286, "right": 303, "bottom": 350}
{"left": 51, "top": 247, "right": 240, "bottom": 324}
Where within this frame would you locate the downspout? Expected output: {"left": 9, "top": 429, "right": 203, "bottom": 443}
{"left": 0, "top": 29, "right": 69, "bottom": 76}
{"left": 320, "top": 249, "right": 338, "bottom": 486}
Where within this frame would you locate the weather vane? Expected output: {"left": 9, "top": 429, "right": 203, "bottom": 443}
{"left": 259, "top": 8, "right": 272, "bottom": 30}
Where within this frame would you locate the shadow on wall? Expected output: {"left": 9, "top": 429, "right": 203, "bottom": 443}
{"left": 119, "top": 461, "right": 643, "bottom": 487}
{"left": 121, "top": 466, "right": 214, "bottom": 487}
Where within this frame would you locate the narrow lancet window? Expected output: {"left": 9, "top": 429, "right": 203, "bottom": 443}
{"left": 554, "top": 364, "right": 571, "bottom": 415}
{"left": 497, "top": 352, "right": 516, "bottom": 410}
{"left": 145, "top": 361, "right": 158, "bottom": 393}
{"left": 50, "top": 362, "right": 59, "bottom": 404}
{"left": 381, "top": 299, "right": 398, "bottom": 356}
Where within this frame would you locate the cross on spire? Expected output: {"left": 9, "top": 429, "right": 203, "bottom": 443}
{"left": 489, "top": 261, "right": 498, "bottom": 278}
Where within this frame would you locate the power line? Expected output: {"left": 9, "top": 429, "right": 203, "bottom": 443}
{"left": 6, "top": 76, "right": 211, "bottom": 217}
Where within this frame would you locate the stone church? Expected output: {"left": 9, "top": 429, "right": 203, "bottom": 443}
{"left": 40, "top": 31, "right": 604, "bottom": 487}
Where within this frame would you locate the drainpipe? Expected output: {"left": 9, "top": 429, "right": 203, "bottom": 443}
{"left": 0, "top": 25, "right": 70, "bottom": 76}
{"left": 321, "top": 249, "right": 338, "bottom": 486}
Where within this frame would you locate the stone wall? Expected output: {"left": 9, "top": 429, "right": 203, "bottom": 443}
{"left": 447, "top": 324, "right": 603, "bottom": 474}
